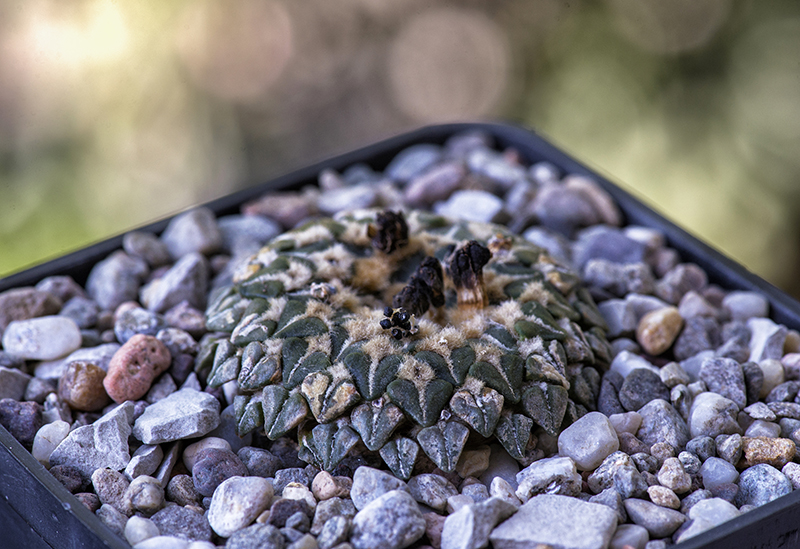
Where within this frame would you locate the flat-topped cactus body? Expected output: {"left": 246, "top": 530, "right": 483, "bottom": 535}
{"left": 203, "top": 209, "right": 612, "bottom": 475}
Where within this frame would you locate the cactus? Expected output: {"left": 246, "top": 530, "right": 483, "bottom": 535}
{"left": 204, "top": 208, "right": 612, "bottom": 472}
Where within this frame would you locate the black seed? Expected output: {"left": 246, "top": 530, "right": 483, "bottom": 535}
{"left": 392, "top": 328, "right": 403, "bottom": 340}
{"left": 380, "top": 319, "right": 393, "bottom": 330}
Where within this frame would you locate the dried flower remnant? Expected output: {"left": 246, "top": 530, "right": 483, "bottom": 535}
{"left": 205, "top": 209, "right": 611, "bottom": 473}
{"left": 446, "top": 240, "right": 492, "bottom": 310}
{"left": 368, "top": 209, "right": 409, "bottom": 254}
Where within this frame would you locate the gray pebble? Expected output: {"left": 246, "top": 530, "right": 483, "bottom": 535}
{"left": 623, "top": 499, "right": 686, "bottom": 538}
{"left": 0, "top": 367, "right": 32, "bottom": 401}
{"left": 192, "top": 448, "right": 248, "bottom": 497}
{"left": 226, "top": 523, "right": 285, "bottom": 549}
{"left": 675, "top": 497, "right": 741, "bottom": 543}
{"left": 274, "top": 468, "right": 312, "bottom": 494}
{"left": 588, "top": 487, "right": 627, "bottom": 523}
{"left": 573, "top": 226, "right": 647, "bottom": 269}
{"left": 350, "top": 466, "right": 408, "bottom": 511}
{"left": 655, "top": 263, "right": 707, "bottom": 305}
{"left": 133, "top": 389, "right": 221, "bottom": 444}
{"left": 145, "top": 374, "right": 177, "bottom": 404}
{"left": 97, "top": 503, "right": 128, "bottom": 536}
{"left": 126, "top": 444, "right": 164, "bottom": 480}
{"left": 125, "top": 515, "right": 161, "bottom": 546}
{"left": 715, "top": 434, "right": 743, "bottom": 465}
{"left": 318, "top": 185, "right": 377, "bottom": 216}
{"left": 699, "top": 457, "right": 739, "bottom": 490}
{"left": 515, "top": 456, "right": 581, "bottom": 501}
{"left": 466, "top": 148, "right": 527, "bottom": 189}
{"left": 722, "top": 291, "right": 769, "bottom": 321}
{"left": 583, "top": 260, "right": 655, "bottom": 297}
{"left": 350, "top": 490, "right": 425, "bottom": 549}
{"left": 60, "top": 296, "right": 100, "bottom": 329}
{"left": 619, "top": 369, "right": 670, "bottom": 412}
{"left": 521, "top": 227, "right": 572, "bottom": 265}
{"left": 125, "top": 475, "right": 165, "bottom": 515}
{"left": 167, "top": 474, "right": 202, "bottom": 506}
{"left": 217, "top": 215, "right": 281, "bottom": 257}
{"left": 699, "top": 357, "right": 747, "bottom": 409}
{"left": 434, "top": 190, "right": 504, "bottom": 224}
{"left": 404, "top": 162, "right": 465, "bottom": 207}
{"left": 689, "top": 392, "right": 741, "bottom": 438}
{"left": 598, "top": 301, "right": 637, "bottom": 339}
{"left": 441, "top": 497, "right": 516, "bottom": 549}
{"left": 92, "top": 467, "right": 132, "bottom": 515}
{"left": 160, "top": 207, "right": 222, "bottom": 259}
{"left": 461, "top": 482, "right": 489, "bottom": 503}
{"left": 285, "top": 511, "right": 311, "bottom": 533}
{"left": 609, "top": 524, "right": 649, "bottom": 549}
{"left": 49, "top": 401, "right": 134, "bottom": 479}
{"left": 735, "top": 463, "right": 792, "bottom": 507}
{"left": 529, "top": 183, "right": 601, "bottom": 236}
{"left": 680, "top": 489, "right": 713, "bottom": 515}
{"left": 115, "top": 307, "right": 168, "bottom": 344}
{"left": 490, "top": 494, "right": 617, "bottom": 549}
{"left": 35, "top": 275, "right": 86, "bottom": 303}
{"left": 635, "top": 399, "right": 690, "bottom": 450}
{"left": 151, "top": 505, "right": 213, "bottom": 541}
{"left": 747, "top": 317, "right": 787, "bottom": 362}
{"left": 238, "top": 446, "right": 282, "bottom": 478}
{"left": 673, "top": 317, "right": 719, "bottom": 362}
{"left": 86, "top": 251, "right": 149, "bottom": 310}
{"left": 24, "top": 377, "right": 57, "bottom": 404}
{"left": 407, "top": 474, "right": 458, "bottom": 512}
{"left": 385, "top": 144, "right": 442, "bottom": 183}
{"left": 317, "top": 515, "right": 350, "bottom": 549}
{"left": 2, "top": 316, "right": 82, "bottom": 361}
{"left": 141, "top": 253, "right": 209, "bottom": 314}
{"left": 311, "top": 497, "right": 357, "bottom": 536}
{"left": 123, "top": 231, "right": 172, "bottom": 269}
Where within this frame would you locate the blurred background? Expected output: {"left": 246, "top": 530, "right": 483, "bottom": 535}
{"left": 1, "top": 0, "right": 800, "bottom": 296}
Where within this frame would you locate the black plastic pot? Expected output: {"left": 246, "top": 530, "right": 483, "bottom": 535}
{"left": 2, "top": 122, "right": 799, "bottom": 549}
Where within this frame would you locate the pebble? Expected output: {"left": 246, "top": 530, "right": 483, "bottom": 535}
{"left": 609, "top": 524, "right": 649, "bottom": 549}
{"left": 635, "top": 399, "right": 690, "bottom": 450}
{"left": 675, "top": 497, "right": 741, "bottom": 543}
{"left": 207, "top": 475, "right": 273, "bottom": 537}
{"left": 656, "top": 458, "right": 691, "bottom": 494}
{"left": 745, "top": 419, "right": 781, "bottom": 438}
{"left": 49, "top": 401, "right": 134, "bottom": 478}
{"left": 699, "top": 357, "right": 747, "bottom": 409}
{"left": 0, "top": 287, "right": 63, "bottom": 338}
{"left": 635, "top": 307, "right": 683, "bottom": 356}
{"left": 228, "top": 523, "right": 286, "bottom": 549}
{"left": 618, "top": 370, "right": 670, "bottom": 412}
{"left": 404, "top": 162, "right": 466, "bottom": 207}
{"left": 466, "top": 148, "right": 527, "bottom": 189}
{"left": 141, "top": 253, "right": 210, "bottom": 314}
{"left": 217, "top": 215, "right": 281, "bottom": 257}
{"left": 97, "top": 503, "right": 128, "bottom": 536}
{"left": 433, "top": 190, "right": 505, "bottom": 224}
{"left": 123, "top": 231, "right": 173, "bottom": 268}
{"left": 490, "top": 494, "right": 617, "bottom": 549}
{"left": 317, "top": 515, "right": 350, "bottom": 549}
{"left": 114, "top": 307, "right": 168, "bottom": 344}
{"left": 57, "top": 361, "right": 111, "bottom": 412}
{"left": 283, "top": 482, "right": 317, "bottom": 511}
{"left": 151, "top": 505, "right": 212, "bottom": 541}
{"left": 92, "top": 467, "right": 131, "bottom": 515}
{"left": 461, "top": 482, "right": 489, "bottom": 504}
{"left": 407, "top": 474, "right": 458, "bottom": 512}
{"left": 31, "top": 419, "right": 71, "bottom": 466}
{"left": 521, "top": 226, "right": 572, "bottom": 264}
{"left": 86, "top": 251, "right": 149, "bottom": 310}
{"left": 598, "top": 300, "right": 637, "bottom": 339}
{"left": 741, "top": 436, "right": 796, "bottom": 468}
{"left": 163, "top": 301, "right": 207, "bottom": 339}
{"left": 125, "top": 475, "right": 165, "bottom": 515}
{"left": 0, "top": 366, "right": 32, "bottom": 400}
{"left": 488, "top": 477, "right": 521, "bottom": 508}
{"left": 60, "top": 296, "right": 100, "bottom": 329}
{"left": 268, "top": 498, "right": 312, "bottom": 528}
{"left": 317, "top": 185, "right": 378, "bottom": 215}
{"left": 192, "top": 448, "right": 248, "bottom": 497}
{"left": 160, "top": 207, "right": 222, "bottom": 258}
{"left": 350, "top": 466, "right": 408, "bottom": 511}
{"left": 688, "top": 392, "right": 742, "bottom": 439}
{"left": 183, "top": 437, "right": 232, "bottom": 472}
{"left": 722, "top": 291, "right": 769, "bottom": 321}
{"left": 678, "top": 291, "right": 718, "bottom": 319}
{"left": 608, "top": 412, "right": 643, "bottom": 435}
{"left": 131, "top": 536, "right": 189, "bottom": 549}
{"left": 758, "top": 359, "right": 785, "bottom": 399}
{"left": 274, "top": 468, "right": 313, "bottom": 494}
{"left": 125, "top": 515, "right": 161, "bottom": 546}
{"left": 748, "top": 318, "right": 788, "bottom": 362}
{"left": 515, "top": 456, "right": 582, "bottom": 501}
{"left": 529, "top": 183, "right": 602, "bottom": 235}
{"left": 573, "top": 226, "right": 647, "bottom": 269}
{"left": 646, "top": 485, "right": 680, "bottom": 509}
{"left": 655, "top": 263, "right": 707, "bottom": 305}
{"left": 242, "top": 192, "right": 316, "bottom": 228}
{"left": 735, "top": 463, "right": 792, "bottom": 507}
{"left": 623, "top": 499, "right": 686, "bottom": 538}
{"left": 673, "top": 317, "right": 719, "bottom": 361}
{"left": 2, "top": 316, "right": 82, "bottom": 361}
{"left": 743, "top": 401, "right": 776, "bottom": 421}
{"left": 126, "top": 444, "right": 164, "bottom": 480}
{"left": 715, "top": 433, "right": 743, "bottom": 465}
{"left": 104, "top": 334, "right": 172, "bottom": 403}
{"left": 557, "top": 411, "right": 620, "bottom": 470}
{"left": 132, "top": 388, "right": 220, "bottom": 444}
{"left": 385, "top": 144, "right": 442, "bottom": 183}
{"left": 239, "top": 446, "right": 282, "bottom": 479}
{"left": 350, "top": 490, "right": 426, "bottom": 549}
{"left": 698, "top": 457, "right": 738, "bottom": 491}
{"left": 165, "top": 474, "right": 202, "bottom": 506}
{"left": 455, "top": 447, "right": 490, "bottom": 478}
{"left": 310, "top": 497, "right": 356, "bottom": 535}
{"left": 441, "top": 497, "right": 517, "bottom": 549}
{"left": 782, "top": 462, "right": 800, "bottom": 489}
{"left": 312, "top": 471, "right": 352, "bottom": 501}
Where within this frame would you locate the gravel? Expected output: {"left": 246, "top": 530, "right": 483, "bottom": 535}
{"left": 5, "top": 133, "right": 800, "bottom": 549}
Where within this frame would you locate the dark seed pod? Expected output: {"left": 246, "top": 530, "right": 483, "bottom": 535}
{"left": 368, "top": 210, "right": 409, "bottom": 254}
{"left": 446, "top": 240, "right": 492, "bottom": 309}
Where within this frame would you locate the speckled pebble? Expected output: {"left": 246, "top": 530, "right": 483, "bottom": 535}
{"left": 350, "top": 466, "right": 408, "bottom": 511}
{"left": 656, "top": 458, "right": 691, "bottom": 494}
{"left": 0, "top": 398, "right": 43, "bottom": 450}
{"left": 123, "top": 231, "right": 173, "bottom": 268}
{"left": 312, "top": 471, "right": 352, "bottom": 501}
{"left": 2, "top": 316, "right": 82, "bottom": 361}
{"left": 92, "top": 467, "right": 132, "bottom": 515}
{"left": 646, "top": 485, "right": 680, "bottom": 509}
{"left": 104, "top": 334, "right": 172, "bottom": 403}
{"left": 407, "top": 474, "right": 458, "bottom": 512}
{"left": 350, "top": 490, "right": 426, "bottom": 549}
{"left": 735, "top": 463, "right": 792, "bottom": 507}
{"left": 434, "top": 190, "right": 504, "bottom": 224}
{"left": 623, "top": 498, "right": 685, "bottom": 538}
{"left": 192, "top": 447, "right": 248, "bottom": 497}
{"left": 207, "top": 475, "right": 273, "bottom": 537}
{"left": 0, "top": 287, "right": 63, "bottom": 338}
{"left": 125, "top": 443, "right": 163, "bottom": 481}
{"left": 636, "top": 306, "right": 683, "bottom": 356}
{"left": 0, "top": 366, "right": 32, "bottom": 401}
{"left": 58, "top": 361, "right": 111, "bottom": 412}
{"left": 150, "top": 505, "right": 212, "bottom": 542}
{"left": 741, "top": 436, "right": 796, "bottom": 468}
{"left": 86, "top": 251, "right": 149, "bottom": 311}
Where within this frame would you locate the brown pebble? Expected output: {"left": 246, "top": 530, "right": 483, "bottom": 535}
{"left": 741, "top": 436, "right": 796, "bottom": 468}
{"left": 636, "top": 306, "right": 683, "bottom": 355}
{"left": 311, "top": 471, "right": 352, "bottom": 501}
{"left": 75, "top": 492, "right": 101, "bottom": 512}
{"left": 58, "top": 361, "right": 111, "bottom": 412}
{"left": 423, "top": 512, "right": 446, "bottom": 549}
{"left": 0, "top": 287, "right": 62, "bottom": 337}
{"left": 103, "top": 334, "right": 172, "bottom": 403}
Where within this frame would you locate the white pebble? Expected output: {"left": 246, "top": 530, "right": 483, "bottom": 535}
{"left": 758, "top": 359, "right": 786, "bottom": 399}
{"left": 132, "top": 536, "right": 189, "bottom": 549}
{"left": 745, "top": 420, "right": 781, "bottom": 438}
{"left": 722, "top": 291, "right": 768, "bottom": 321}
{"left": 607, "top": 412, "right": 642, "bottom": 435}
{"left": 125, "top": 516, "right": 160, "bottom": 546}
{"left": 32, "top": 420, "right": 70, "bottom": 467}
{"left": 2, "top": 316, "right": 82, "bottom": 360}
{"left": 700, "top": 457, "right": 739, "bottom": 490}
{"left": 208, "top": 476, "right": 273, "bottom": 537}
{"left": 609, "top": 523, "right": 649, "bottom": 549}
{"left": 558, "top": 412, "right": 620, "bottom": 471}
{"left": 283, "top": 482, "right": 317, "bottom": 511}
